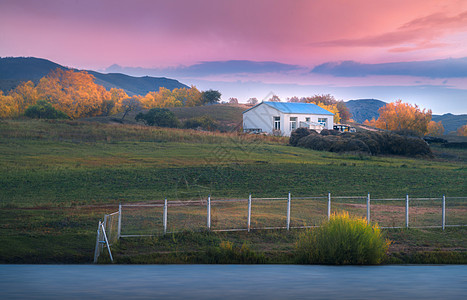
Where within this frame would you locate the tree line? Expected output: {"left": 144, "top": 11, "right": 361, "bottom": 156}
{"left": 0, "top": 68, "right": 221, "bottom": 119}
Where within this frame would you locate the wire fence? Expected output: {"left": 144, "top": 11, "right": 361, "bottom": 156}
{"left": 94, "top": 193, "right": 467, "bottom": 262}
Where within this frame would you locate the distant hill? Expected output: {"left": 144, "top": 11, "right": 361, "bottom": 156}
{"left": 0, "top": 57, "right": 188, "bottom": 95}
{"left": 432, "top": 114, "right": 467, "bottom": 133}
{"left": 345, "top": 99, "right": 387, "bottom": 123}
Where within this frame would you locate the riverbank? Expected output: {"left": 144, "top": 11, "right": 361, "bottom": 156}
{"left": 101, "top": 227, "right": 467, "bottom": 264}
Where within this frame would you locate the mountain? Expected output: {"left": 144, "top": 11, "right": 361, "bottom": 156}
{"left": 0, "top": 57, "right": 188, "bottom": 95}
{"left": 87, "top": 71, "right": 189, "bottom": 95}
{"left": 345, "top": 99, "right": 387, "bottom": 123}
{"left": 432, "top": 114, "right": 467, "bottom": 133}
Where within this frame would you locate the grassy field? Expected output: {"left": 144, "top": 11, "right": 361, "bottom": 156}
{"left": 0, "top": 118, "right": 466, "bottom": 263}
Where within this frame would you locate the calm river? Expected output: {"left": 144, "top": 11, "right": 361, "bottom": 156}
{"left": 1, "top": 265, "right": 466, "bottom": 299}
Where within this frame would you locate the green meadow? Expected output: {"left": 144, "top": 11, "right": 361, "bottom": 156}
{"left": 0, "top": 119, "right": 466, "bottom": 263}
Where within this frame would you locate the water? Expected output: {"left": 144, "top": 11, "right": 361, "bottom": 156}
{"left": 1, "top": 265, "right": 466, "bottom": 299}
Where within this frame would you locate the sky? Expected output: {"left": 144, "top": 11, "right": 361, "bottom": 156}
{"left": 1, "top": 0, "right": 466, "bottom": 114}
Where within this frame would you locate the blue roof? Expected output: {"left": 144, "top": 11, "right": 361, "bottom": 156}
{"left": 244, "top": 101, "right": 334, "bottom": 115}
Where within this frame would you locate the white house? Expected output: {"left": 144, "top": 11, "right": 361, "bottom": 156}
{"left": 243, "top": 101, "right": 334, "bottom": 136}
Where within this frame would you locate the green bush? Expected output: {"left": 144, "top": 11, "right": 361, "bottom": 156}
{"left": 182, "top": 115, "right": 219, "bottom": 131}
{"left": 135, "top": 108, "right": 180, "bottom": 128}
{"left": 295, "top": 212, "right": 390, "bottom": 265}
{"left": 24, "top": 100, "right": 69, "bottom": 119}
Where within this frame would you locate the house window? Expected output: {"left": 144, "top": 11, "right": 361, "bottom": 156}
{"left": 290, "top": 117, "right": 297, "bottom": 130}
{"left": 305, "top": 117, "right": 310, "bottom": 122}
{"left": 318, "top": 118, "right": 327, "bottom": 126}
{"left": 273, "top": 116, "right": 280, "bottom": 130}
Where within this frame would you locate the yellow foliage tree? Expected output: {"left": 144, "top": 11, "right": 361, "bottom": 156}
{"left": 7, "top": 81, "right": 40, "bottom": 117}
{"left": 457, "top": 124, "right": 467, "bottom": 136}
{"left": 426, "top": 121, "right": 444, "bottom": 136}
{"left": 364, "top": 100, "right": 432, "bottom": 135}
{"left": 36, "top": 69, "right": 113, "bottom": 119}
{"left": 316, "top": 103, "right": 341, "bottom": 124}
{"left": 0, "top": 91, "right": 16, "bottom": 118}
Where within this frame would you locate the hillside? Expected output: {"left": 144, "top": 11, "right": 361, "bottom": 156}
{"left": 345, "top": 99, "right": 387, "bottom": 123}
{"left": 0, "top": 57, "right": 188, "bottom": 95}
{"left": 432, "top": 113, "right": 467, "bottom": 134}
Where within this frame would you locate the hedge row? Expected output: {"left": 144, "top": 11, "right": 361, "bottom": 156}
{"left": 290, "top": 128, "right": 432, "bottom": 156}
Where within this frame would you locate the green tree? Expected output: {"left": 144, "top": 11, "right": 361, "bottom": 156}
{"left": 24, "top": 100, "right": 69, "bottom": 119}
{"left": 135, "top": 108, "right": 180, "bottom": 128}
{"left": 202, "top": 89, "right": 222, "bottom": 105}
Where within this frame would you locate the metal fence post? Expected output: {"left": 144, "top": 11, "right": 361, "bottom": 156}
{"left": 366, "top": 193, "right": 371, "bottom": 224}
{"left": 93, "top": 220, "right": 102, "bottom": 263}
{"left": 327, "top": 192, "right": 331, "bottom": 220}
{"left": 100, "top": 223, "right": 114, "bottom": 263}
{"left": 207, "top": 195, "right": 211, "bottom": 230}
{"left": 287, "top": 192, "right": 291, "bottom": 230}
{"left": 103, "top": 214, "right": 108, "bottom": 231}
{"left": 442, "top": 194, "right": 446, "bottom": 230}
{"left": 247, "top": 194, "right": 252, "bottom": 232}
{"left": 163, "top": 198, "right": 168, "bottom": 235}
{"left": 406, "top": 194, "right": 409, "bottom": 228}
{"left": 117, "top": 203, "right": 122, "bottom": 239}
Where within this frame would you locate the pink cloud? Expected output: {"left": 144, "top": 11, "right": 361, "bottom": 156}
{"left": 1, "top": 0, "right": 466, "bottom": 68}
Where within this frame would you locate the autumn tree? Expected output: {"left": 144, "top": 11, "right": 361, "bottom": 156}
{"left": 228, "top": 97, "right": 238, "bottom": 104}
{"left": 426, "top": 121, "right": 444, "bottom": 136}
{"left": 0, "top": 90, "right": 15, "bottom": 118}
{"left": 247, "top": 98, "right": 258, "bottom": 105}
{"left": 268, "top": 95, "right": 281, "bottom": 102}
{"left": 297, "top": 94, "right": 351, "bottom": 123}
{"left": 457, "top": 125, "right": 467, "bottom": 136}
{"left": 36, "top": 69, "right": 113, "bottom": 119}
{"left": 7, "top": 81, "right": 39, "bottom": 116}
{"left": 120, "top": 96, "right": 142, "bottom": 121}
{"left": 364, "top": 100, "right": 432, "bottom": 136}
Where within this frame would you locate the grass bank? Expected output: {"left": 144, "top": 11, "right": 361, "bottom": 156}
{"left": 0, "top": 119, "right": 465, "bottom": 263}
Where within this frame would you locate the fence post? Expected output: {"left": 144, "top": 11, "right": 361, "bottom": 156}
{"left": 100, "top": 223, "right": 114, "bottom": 263}
{"left": 163, "top": 198, "right": 168, "bottom": 235}
{"left": 247, "top": 194, "right": 252, "bottom": 232}
{"left": 287, "top": 192, "right": 291, "bottom": 230}
{"left": 93, "top": 220, "right": 102, "bottom": 263}
{"left": 103, "top": 214, "right": 108, "bottom": 232}
{"left": 207, "top": 195, "right": 211, "bottom": 230}
{"left": 117, "top": 203, "right": 122, "bottom": 239}
{"left": 327, "top": 192, "right": 331, "bottom": 220}
{"left": 405, "top": 194, "right": 409, "bottom": 229}
{"left": 366, "top": 193, "right": 371, "bottom": 224}
{"left": 442, "top": 194, "right": 446, "bottom": 231}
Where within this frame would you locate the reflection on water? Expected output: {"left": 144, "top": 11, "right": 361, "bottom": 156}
{"left": 0, "top": 265, "right": 466, "bottom": 299}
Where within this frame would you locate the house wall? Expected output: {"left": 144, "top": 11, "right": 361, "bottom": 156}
{"left": 243, "top": 103, "right": 334, "bottom": 136}
{"left": 281, "top": 113, "right": 334, "bottom": 136}
{"left": 243, "top": 103, "right": 282, "bottom": 134}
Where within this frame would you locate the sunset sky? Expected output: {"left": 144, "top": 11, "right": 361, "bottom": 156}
{"left": 1, "top": 0, "right": 466, "bottom": 114}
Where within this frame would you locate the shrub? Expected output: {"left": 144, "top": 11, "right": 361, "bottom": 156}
{"left": 183, "top": 115, "right": 219, "bottom": 131}
{"left": 292, "top": 129, "right": 432, "bottom": 157}
{"left": 205, "top": 241, "right": 266, "bottom": 264}
{"left": 295, "top": 212, "right": 390, "bottom": 265}
{"left": 290, "top": 127, "right": 314, "bottom": 146}
{"left": 135, "top": 108, "right": 180, "bottom": 128}
{"left": 297, "top": 134, "right": 333, "bottom": 151}
{"left": 24, "top": 100, "right": 69, "bottom": 119}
